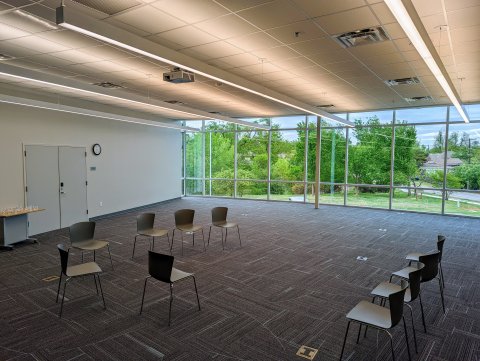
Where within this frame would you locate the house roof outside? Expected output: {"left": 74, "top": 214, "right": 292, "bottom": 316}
{"left": 422, "top": 151, "right": 463, "bottom": 170}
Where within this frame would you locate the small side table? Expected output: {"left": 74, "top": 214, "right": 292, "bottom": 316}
{"left": 0, "top": 209, "right": 45, "bottom": 250}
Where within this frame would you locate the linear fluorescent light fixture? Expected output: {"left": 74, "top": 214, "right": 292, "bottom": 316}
{"left": 56, "top": 5, "right": 353, "bottom": 127}
{"left": 0, "top": 94, "right": 199, "bottom": 132}
{"left": 384, "top": 0, "right": 469, "bottom": 123}
{"left": 0, "top": 63, "right": 268, "bottom": 129}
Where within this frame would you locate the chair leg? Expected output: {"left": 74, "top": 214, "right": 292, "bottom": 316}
{"left": 439, "top": 262, "right": 445, "bottom": 288}
{"left": 59, "top": 279, "right": 69, "bottom": 318}
{"left": 385, "top": 330, "right": 395, "bottom": 361}
{"left": 439, "top": 277, "right": 446, "bottom": 313}
{"left": 201, "top": 229, "right": 206, "bottom": 251}
{"left": 107, "top": 245, "right": 114, "bottom": 270}
{"left": 365, "top": 297, "right": 376, "bottom": 338}
{"left": 207, "top": 225, "right": 212, "bottom": 246}
{"left": 152, "top": 236, "right": 155, "bottom": 251}
{"left": 171, "top": 229, "right": 176, "bottom": 252}
{"left": 237, "top": 225, "right": 242, "bottom": 247}
{"left": 193, "top": 276, "right": 201, "bottom": 311}
{"left": 221, "top": 229, "right": 225, "bottom": 250}
{"left": 403, "top": 316, "right": 412, "bottom": 361}
{"left": 139, "top": 277, "right": 149, "bottom": 314}
{"left": 406, "top": 304, "right": 418, "bottom": 353}
{"left": 56, "top": 272, "right": 63, "bottom": 303}
{"left": 132, "top": 235, "right": 138, "bottom": 260}
{"left": 418, "top": 293, "right": 427, "bottom": 333}
{"left": 181, "top": 232, "right": 184, "bottom": 256}
{"left": 81, "top": 251, "right": 84, "bottom": 263}
{"left": 93, "top": 250, "right": 96, "bottom": 262}
{"left": 339, "top": 320, "right": 351, "bottom": 361}
{"left": 225, "top": 228, "right": 228, "bottom": 245}
{"left": 192, "top": 232, "right": 195, "bottom": 246}
{"left": 93, "top": 274, "right": 99, "bottom": 295}
{"left": 168, "top": 284, "right": 174, "bottom": 326}
{"left": 356, "top": 324, "right": 362, "bottom": 344}
{"left": 97, "top": 274, "right": 106, "bottom": 309}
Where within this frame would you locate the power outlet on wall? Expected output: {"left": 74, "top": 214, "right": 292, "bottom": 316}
{"left": 100, "top": 201, "right": 103, "bottom": 207}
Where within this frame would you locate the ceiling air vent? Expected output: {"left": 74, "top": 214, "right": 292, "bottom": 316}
{"left": 333, "top": 27, "right": 390, "bottom": 48}
{"left": 315, "top": 104, "right": 335, "bottom": 108}
{"left": 404, "top": 96, "right": 433, "bottom": 103}
{"left": 0, "top": 53, "right": 14, "bottom": 61}
{"left": 92, "top": 81, "right": 124, "bottom": 89}
{"left": 385, "top": 77, "right": 420, "bottom": 86}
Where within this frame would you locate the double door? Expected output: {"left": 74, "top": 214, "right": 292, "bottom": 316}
{"left": 25, "top": 145, "right": 88, "bottom": 236}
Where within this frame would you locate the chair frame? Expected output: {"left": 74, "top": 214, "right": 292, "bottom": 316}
{"left": 339, "top": 288, "right": 411, "bottom": 361}
{"left": 207, "top": 207, "right": 241, "bottom": 250}
{"left": 139, "top": 251, "right": 201, "bottom": 326}
{"left": 56, "top": 244, "right": 106, "bottom": 318}
{"left": 132, "top": 213, "right": 170, "bottom": 259}
{"left": 171, "top": 209, "right": 205, "bottom": 255}
{"left": 70, "top": 221, "right": 114, "bottom": 269}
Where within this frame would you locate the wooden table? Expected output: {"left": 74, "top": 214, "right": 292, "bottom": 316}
{"left": 0, "top": 209, "right": 45, "bottom": 250}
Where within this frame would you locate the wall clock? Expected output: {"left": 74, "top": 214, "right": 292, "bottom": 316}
{"left": 92, "top": 143, "right": 102, "bottom": 156}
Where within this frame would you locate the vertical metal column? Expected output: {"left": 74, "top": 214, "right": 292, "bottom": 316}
{"left": 267, "top": 128, "right": 272, "bottom": 200}
{"left": 330, "top": 130, "right": 335, "bottom": 194}
{"left": 344, "top": 116, "right": 349, "bottom": 206}
{"left": 209, "top": 131, "right": 212, "bottom": 196}
{"left": 201, "top": 121, "right": 206, "bottom": 196}
{"left": 442, "top": 107, "right": 450, "bottom": 215}
{"left": 303, "top": 116, "right": 309, "bottom": 203}
{"left": 389, "top": 110, "right": 396, "bottom": 210}
{"left": 182, "top": 131, "right": 186, "bottom": 196}
{"left": 234, "top": 125, "right": 238, "bottom": 198}
{"left": 315, "top": 116, "right": 321, "bottom": 209}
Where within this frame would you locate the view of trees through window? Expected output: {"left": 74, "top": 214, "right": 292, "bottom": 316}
{"left": 184, "top": 104, "right": 480, "bottom": 217}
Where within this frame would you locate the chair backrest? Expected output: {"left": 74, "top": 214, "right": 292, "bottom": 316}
{"left": 211, "top": 207, "right": 228, "bottom": 224}
{"left": 57, "top": 244, "right": 69, "bottom": 275}
{"left": 69, "top": 221, "right": 95, "bottom": 243}
{"left": 418, "top": 251, "right": 441, "bottom": 283}
{"left": 388, "top": 287, "right": 407, "bottom": 327}
{"left": 174, "top": 209, "right": 195, "bottom": 227}
{"left": 437, "top": 235, "right": 446, "bottom": 261}
{"left": 407, "top": 263, "right": 424, "bottom": 301}
{"left": 148, "top": 251, "right": 174, "bottom": 283}
{"left": 137, "top": 213, "right": 155, "bottom": 232}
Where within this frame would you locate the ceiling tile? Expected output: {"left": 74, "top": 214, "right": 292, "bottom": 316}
{"left": 411, "top": 0, "right": 443, "bottom": 17}
{"left": 113, "top": 5, "right": 186, "bottom": 34}
{"left": 265, "top": 20, "right": 327, "bottom": 44}
{"left": 315, "top": 6, "right": 379, "bottom": 35}
{"left": 447, "top": 5, "right": 480, "bottom": 29}
{"left": 151, "top": 0, "right": 230, "bottom": 23}
{"left": 179, "top": 41, "right": 244, "bottom": 61}
{"left": 227, "top": 31, "right": 282, "bottom": 52}
{"left": 369, "top": 2, "right": 397, "bottom": 24}
{"left": 152, "top": 25, "right": 219, "bottom": 48}
{"left": 213, "top": 0, "right": 275, "bottom": 13}
{"left": 294, "top": 0, "right": 366, "bottom": 18}
{"left": 237, "top": 0, "right": 308, "bottom": 30}
{"left": 0, "top": 22, "right": 31, "bottom": 40}
{"left": 289, "top": 37, "right": 340, "bottom": 56}
{"left": 195, "top": 13, "right": 258, "bottom": 39}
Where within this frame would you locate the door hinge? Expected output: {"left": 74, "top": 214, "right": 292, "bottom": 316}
{"left": 85, "top": 151, "right": 87, "bottom": 157}
{"left": 86, "top": 181, "right": 88, "bottom": 186}
{"left": 25, "top": 186, "right": 28, "bottom": 192}
{"left": 24, "top": 150, "right": 26, "bottom": 157}
{"left": 86, "top": 209, "right": 88, "bottom": 214}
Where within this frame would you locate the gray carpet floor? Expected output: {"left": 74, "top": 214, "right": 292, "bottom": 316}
{"left": 0, "top": 197, "right": 479, "bottom": 361}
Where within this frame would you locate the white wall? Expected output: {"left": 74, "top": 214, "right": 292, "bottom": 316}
{"left": 0, "top": 102, "right": 182, "bottom": 218}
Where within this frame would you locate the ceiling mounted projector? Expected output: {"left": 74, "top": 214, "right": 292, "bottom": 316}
{"left": 163, "top": 68, "right": 195, "bottom": 84}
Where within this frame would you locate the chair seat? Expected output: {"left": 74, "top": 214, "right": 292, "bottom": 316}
{"left": 170, "top": 267, "right": 193, "bottom": 283}
{"left": 346, "top": 300, "right": 392, "bottom": 329}
{"left": 72, "top": 240, "right": 109, "bottom": 251}
{"left": 406, "top": 252, "right": 423, "bottom": 261}
{"left": 213, "top": 221, "right": 237, "bottom": 228}
{"left": 392, "top": 266, "right": 418, "bottom": 280}
{"left": 177, "top": 224, "right": 202, "bottom": 233}
{"left": 371, "top": 281, "right": 412, "bottom": 302}
{"left": 66, "top": 262, "right": 102, "bottom": 277}
{"left": 139, "top": 228, "right": 168, "bottom": 237}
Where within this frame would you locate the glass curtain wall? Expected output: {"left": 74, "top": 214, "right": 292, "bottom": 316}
{"left": 183, "top": 103, "right": 480, "bottom": 217}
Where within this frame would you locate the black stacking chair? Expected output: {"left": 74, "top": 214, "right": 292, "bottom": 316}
{"left": 56, "top": 244, "right": 106, "bottom": 317}
{"left": 132, "top": 213, "right": 170, "bottom": 259}
{"left": 371, "top": 265, "right": 424, "bottom": 353}
{"left": 406, "top": 235, "right": 446, "bottom": 288}
{"left": 392, "top": 251, "right": 445, "bottom": 323}
{"left": 70, "top": 221, "right": 113, "bottom": 269}
{"left": 171, "top": 209, "right": 205, "bottom": 255}
{"left": 207, "top": 207, "right": 241, "bottom": 250}
{"left": 139, "top": 251, "right": 201, "bottom": 326}
{"left": 339, "top": 287, "right": 411, "bottom": 361}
